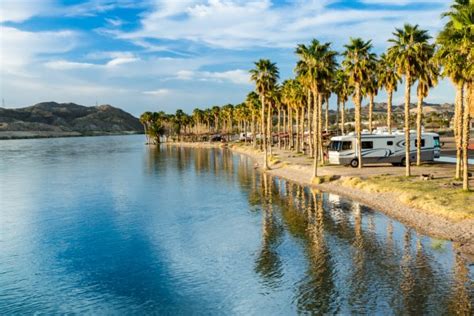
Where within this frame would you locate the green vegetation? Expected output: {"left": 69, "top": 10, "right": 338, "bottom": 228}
{"left": 341, "top": 175, "right": 474, "bottom": 221}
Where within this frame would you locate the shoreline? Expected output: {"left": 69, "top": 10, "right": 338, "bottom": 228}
{"left": 166, "top": 141, "right": 474, "bottom": 260}
{"left": 0, "top": 131, "right": 143, "bottom": 140}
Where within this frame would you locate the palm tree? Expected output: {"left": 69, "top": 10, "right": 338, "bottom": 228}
{"left": 343, "top": 37, "right": 376, "bottom": 169}
{"left": 363, "top": 59, "right": 379, "bottom": 133}
{"left": 378, "top": 53, "right": 401, "bottom": 134}
{"left": 139, "top": 111, "right": 153, "bottom": 144}
{"left": 250, "top": 59, "right": 280, "bottom": 170}
{"left": 295, "top": 39, "right": 337, "bottom": 178}
{"left": 333, "top": 69, "right": 351, "bottom": 135}
{"left": 221, "top": 104, "right": 234, "bottom": 140}
{"left": 245, "top": 91, "right": 260, "bottom": 148}
{"left": 192, "top": 108, "right": 204, "bottom": 136}
{"left": 415, "top": 51, "right": 438, "bottom": 166}
{"left": 211, "top": 106, "right": 220, "bottom": 134}
{"left": 437, "top": 0, "right": 473, "bottom": 190}
{"left": 388, "top": 24, "right": 432, "bottom": 176}
{"left": 281, "top": 80, "right": 295, "bottom": 151}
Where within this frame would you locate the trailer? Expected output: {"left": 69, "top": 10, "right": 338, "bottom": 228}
{"left": 328, "top": 130, "right": 441, "bottom": 167}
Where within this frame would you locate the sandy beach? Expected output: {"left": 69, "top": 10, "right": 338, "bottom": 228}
{"left": 167, "top": 141, "right": 474, "bottom": 260}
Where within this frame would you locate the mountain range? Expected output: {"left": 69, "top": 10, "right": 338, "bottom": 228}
{"left": 0, "top": 102, "right": 143, "bottom": 139}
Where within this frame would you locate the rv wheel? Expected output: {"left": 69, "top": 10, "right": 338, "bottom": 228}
{"left": 350, "top": 159, "right": 359, "bottom": 168}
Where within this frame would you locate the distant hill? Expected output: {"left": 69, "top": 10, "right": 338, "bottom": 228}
{"left": 342, "top": 102, "right": 454, "bottom": 114}
{"left": 0, "top": 102, "right": 143, "bottom": 139}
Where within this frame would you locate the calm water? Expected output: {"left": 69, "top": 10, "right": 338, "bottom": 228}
{"left": 0, "top": 135, "right": 472, "bottom": 314}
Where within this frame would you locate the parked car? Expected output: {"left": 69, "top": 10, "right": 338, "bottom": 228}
{"left": 210, "top": 134, "right": 224, "bottom": 142}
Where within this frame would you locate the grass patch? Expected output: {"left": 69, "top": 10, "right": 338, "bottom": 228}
{"left": 312, "top": 175, "right": 339, "bottom": 185}
{"left": 340, "top": 175, "right": 474, "bottom": 221}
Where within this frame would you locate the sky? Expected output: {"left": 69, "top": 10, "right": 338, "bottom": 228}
{"left": 0, "top": 0, "right": 455, "bottom": 117}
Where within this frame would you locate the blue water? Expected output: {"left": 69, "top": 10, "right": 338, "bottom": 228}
{"left": 0, "top": 135, "right": 472, "bottom": 314}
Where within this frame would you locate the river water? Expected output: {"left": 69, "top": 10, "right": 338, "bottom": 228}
{"left": 0, "top": 135, "right": 472, "bottom": 314}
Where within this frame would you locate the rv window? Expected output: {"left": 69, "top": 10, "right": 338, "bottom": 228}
{"left": 342, "top": 141, "right": 352, "bottom": 150}
{"left": 329, "top": 141, "right": 352, "bottom": 151}
{"left": 415, "top": 139, "right": 425, "bottom": 147}
{"left": 387, "top": 141, "right": 393, "bottom": 146}
{"left": 329, "top": 141, "right": 341, "bottom": 151}
{"left": 361, "top": 141, "right": 373, "bottom": 149}
{"left": 434, "top": 137, "right": 440, "bottom": 148}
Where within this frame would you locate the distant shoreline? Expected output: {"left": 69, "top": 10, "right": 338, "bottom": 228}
{"left": 0, "top": 131, "right": 143, "bottom": 140}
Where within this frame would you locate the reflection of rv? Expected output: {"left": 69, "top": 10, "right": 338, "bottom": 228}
{"left": 328, "top": 131, "right": 441, "bottom": 167}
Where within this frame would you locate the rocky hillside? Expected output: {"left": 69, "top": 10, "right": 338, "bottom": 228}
{"left": 0, "top": 102, "right": 143, "bottom": 137}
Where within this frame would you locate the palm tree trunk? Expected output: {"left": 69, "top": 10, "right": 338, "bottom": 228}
{"left": 369, "top": 93, "right": 374, "bottom": 133}
{"left": 300, "top": 106, "right": 305, "bottom": 152}
{"left": 312, "top": 90, "right": 319, "bottom": 179}
{"left": 308, "top": 90, "right": 313, "bottom": 157}
{"left": 325, "top": 95, "right": 329, "bottom": 132}
{"left": 252, "top": 114, "right": 257, "bottom": 148}
{"left": 283, "top": 108, "right": 287, "bottom": 149}
{"left": 341, "top": 101, "right": 345, "bottom": 135}
{"left": 416, "top": 92, "right": 423, "bottom": 166}
{"left": 289, "top": 107, "right": 293, "bottom": 150}
{"left": 318, "top": 93, "right": 323, "bottom": 164}
{"left": 355, "top": 82, "right": 363, "bottom": 169}
{"left": 336, "top": 96, "right": 340, "bottom": 136}
{"left": 261, "top": 95, "right": 268, "bottom": 170}
{"left": 387, "top": 90, "right": 393, "bottom": 134}
{"left": 277, "top": 106, "right": 281, "bottom": 149}
{"left": 455, "top": 82, "right": 464, "bottom": 180}
{"left": 462, "top": 82, "right": 471, "bottom": 191}
{"left": 267, "top": 105, "right": 272, "bottom": 156}
{"left": 404, "top": 71, "right": 411, "bottom": 177}
{"left": 295, "top": 108, "right": 300, "bottom": 153}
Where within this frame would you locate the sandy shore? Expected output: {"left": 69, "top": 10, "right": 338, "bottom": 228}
{"left": 167, "top": 141, "right": 474, "bottom": 260}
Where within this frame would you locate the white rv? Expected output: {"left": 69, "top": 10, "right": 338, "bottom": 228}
{"left": 328, "top": 130, "right": 441, "bottom": 167}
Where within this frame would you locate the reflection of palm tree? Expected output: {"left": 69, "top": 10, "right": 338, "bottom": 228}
{"left": 296, "top": 190, "right": 335, "bottom": 314}
{"left": 447, "top": 248, "right": 472, "bottom": 314}
{"left": 255, "top": 174, "right": 284, "bottom": 287}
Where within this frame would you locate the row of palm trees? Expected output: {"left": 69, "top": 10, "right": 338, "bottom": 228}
{"left": 140, "top": 0, "right": 472, "bottom": 191}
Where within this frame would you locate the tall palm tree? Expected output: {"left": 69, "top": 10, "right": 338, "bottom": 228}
{"left": 281, "top": 80, "right": 295, "bottom": 151}
{"left": 437, "top": 0, "right": 473, "bottom": 190}
{"left": 246, "top": 91, "right": 260, "bottom": 148}
{"left": 378, "top": 53, "right": 401, "bottom": 134}
{"left": 388, "top": 24, "right": 432, "bottom": 176}
{"left": 363, "top": 59, "right": 379, "bottom": 133}
{"left": 295, "top": 39, "right": 337, "bottom": 178}
{"left": 415, "top": 52, "right": 438, "bottom": 166}
{"left": 192, "top": 108, "right": 204, "bottom": 136}
{"left": 333, "top": 69, "right": 351, "bottom": 135}
{"left": 343, "top": 37, "right": 376, "bottom": 169}
{"left": 139, "top": 111, "right": 153, "bottom": 144}
{"left": 211, "top": 106, "right": 221, "bottom": 134}
{"left": 250, "top": 59, "right": 280, "bottom": 170}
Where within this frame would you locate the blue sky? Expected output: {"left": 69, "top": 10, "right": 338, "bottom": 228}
{"left": 0, "top": 0, "right": 454, "bottom": 116}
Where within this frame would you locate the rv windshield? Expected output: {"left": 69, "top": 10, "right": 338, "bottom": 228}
{"left": 329, "top": 141, "right": 352, "bottom": 152}
{"left": 434, "top": 136, "right": 440, "bottom": 148}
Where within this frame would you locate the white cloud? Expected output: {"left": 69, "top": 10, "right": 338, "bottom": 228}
{"left": 0, "top": 0, "right": 54, "bottom": 22}
{"left": 44, "top": 60, "right": 96, "bottom": 70}
{"left": 106, "top": 56, "right": 139, "bottom": 67}
{"left": 173, "top": 69, "right": 250, "bottom": 85}
{"left": 0, "top": 26, "right": 78, "bottom": 74}
{"left": 143, "top": 88, "right": 171, "bottom": 96}
{"left": 116, "top": 0, "right": 450, "bottom": 50}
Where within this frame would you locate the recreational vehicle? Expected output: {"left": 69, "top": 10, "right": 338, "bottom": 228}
{"left": 328, "top": 131, "right": 441, "bottom": 167}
